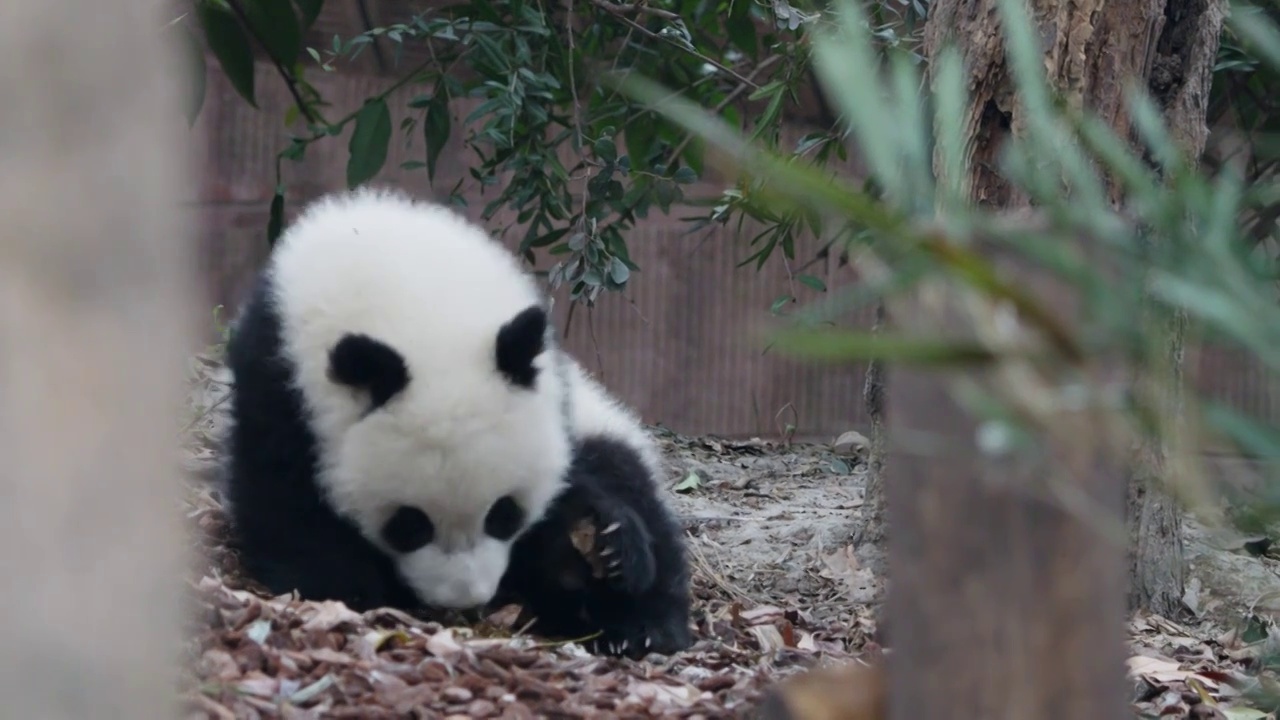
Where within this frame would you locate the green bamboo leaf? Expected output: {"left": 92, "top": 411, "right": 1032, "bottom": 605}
{"left": 1072, "top": 110, "right": 1162, "bottom": 214}
{"left": 196, "top": 0, "right": 256, "bottom": 108}
{"left": 809, "top": 0, "right": 903, "bottom": 202}
{"left": 1203, "top": 402, "right": 1280, "bottom": 460}
{"left": 1226, "top": 3, "right": 1280, "bottom": 74}
{"left": 424, "top": 90, "right": 451, "bottom": 182}
{"left": 241, "top": 0, "right": 302, "bottom": 66}
{"left": 267, "top": 189, "right": 285, "bottom": 246}
{"left": 888, "top": 49, "right": 934, "bottom": 214}
{"left": 1126, "top": 86, "right": 1186, "bottom": 175}
{"left": 1146, "top": 272, "right": 1280, "bottom": 370}
{"left": 609, "top": 257, "right": 631, "bottom": 285}
{"left": 932, "top": 45, "right": 970, "bottom": 212}
{"left": 347, "top": 99, "right": 392, "bottom": 188}
{"left": 293, "top": 0, "right": 323, "bottom": 28}
{"left": 771, "top": 327, "right": 998, "bottom": 366}
{"left": 606, "top": 71, "right": 1083, "bottom": 361}
{"left": 796, "top": 274, "right": 826, "bottom": 292}
{"left": 604, "top": 71, "right": 903, "bottom": 235}
{"left": 726, "top": 1, "right": 758, "bottom": 59}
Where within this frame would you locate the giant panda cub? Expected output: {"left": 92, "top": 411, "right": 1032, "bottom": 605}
{"left": 221, "top": 187, "right": 691, "bottom": 658}
{"left": 495, "top": 359, "right": 693, "bottom": 658}
{"left": 221, "top": 187, "right": 575, "bottom": 613}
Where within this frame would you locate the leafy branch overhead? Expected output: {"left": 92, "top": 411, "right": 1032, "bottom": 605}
{"left": 176, "top": 0, "right": 926, "bottom": 307}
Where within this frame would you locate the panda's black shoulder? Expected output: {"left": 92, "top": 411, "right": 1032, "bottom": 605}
{"left": 568, "top": 434, "right": 651, "bottom": 495}
{"left": 224, "top": 271, "right": 285, "bottom": 374}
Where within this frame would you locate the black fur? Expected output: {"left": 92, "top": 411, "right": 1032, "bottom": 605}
{"left": 222, "top": 272, "right": 422, "bottom": 612}
{"left": 495, "top": 305, "right": 546, "bottom": 388}
{"left": 381, "top": 506, "right": 435, "bottom": 554}
{"left": 495, "top": 435, "right": 693, "bottom": 659}
{"left": 328, "top": 333, "right": 410, "bottom": 411}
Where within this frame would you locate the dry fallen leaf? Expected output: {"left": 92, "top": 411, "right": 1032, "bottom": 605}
{"left": 300, "top": 600, "right": 363, "bottom": 632}
{"left": 624, "top": 680, "right": 704, "bottom": 708}
{"left": 425, "top": 628, "right": 465, "bottom": 660}
{"left": 749, "top": 624, "right": 787, "bottom": 653}
{"left": 740, "top": 606, "right": 786, "bottom": 625}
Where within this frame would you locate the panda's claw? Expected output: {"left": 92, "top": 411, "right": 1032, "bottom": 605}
{"left": 601, "top": 522, "right": 622, "bottom": 534}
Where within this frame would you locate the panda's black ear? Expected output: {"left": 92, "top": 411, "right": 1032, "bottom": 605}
{"left": 328, "top": 333, "right": 410, "bottom": 410}
{"left": 495, "top": 305, "right": 547, "bottom": 389}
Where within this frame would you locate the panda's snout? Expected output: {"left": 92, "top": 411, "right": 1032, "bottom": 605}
{"left": 435, "top": 578, "right": 498, "bottom": 608}
{"left": 401, "top": 547, "right": 507, "bottom": 609}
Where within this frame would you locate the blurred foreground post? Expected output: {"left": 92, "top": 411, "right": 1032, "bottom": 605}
{"left": 0, "top": 1, "right": 196, "bottom": 718}
{"left": 886, "top": 315, "right": 1129, "bottom": 719}
{"left": 882, "top": 0, "right": 1225, "bottom": 716}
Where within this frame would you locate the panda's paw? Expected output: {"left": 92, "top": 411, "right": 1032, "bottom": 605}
{"left": 589, "top": 615, "right": 693, "bottom": 660}
{"left": 592, "top": 507, "right": 656, "bottom": 596}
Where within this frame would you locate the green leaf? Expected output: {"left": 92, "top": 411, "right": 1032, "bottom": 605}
{"left": 624, "top": 115, "right": 657, "bottom": 166}
{"left": 1226, "top": 4, "right": 1280, "bottom": 74}
{"left": 196, "top": 0, "right": 257, "bottom": 108}
{"left": 346, "top": 99, "right": 392, "bottom": 188}
{"left": 267, "top": 189, "right": 285, "bottom": 246}
{"left": 241, "top": 0, "right": 302, "bottom": 66}
{"left": 424, "top": 90, "right": 451, "bottom": 182}
{"left": 1204, "top": 402, "right": 1280, "bottom": 460}
{"left": 797, "top": 274, "right": 826, "bottom": 292}
{"left": 179, "top": 25, "right": 207, "bottom": 126}
{"left": 609, "top": 256, "right": 631, "bottom": 285}
{"left": 673, "top": 471, "right": 702, "bottom": 493}
{"left": 726, "top": 2, "right": 758, "bottom": 58}
{"left": 770, "top": 295, "right": 793, "bottom": 314}
{"left": 810, "top": 0, "right": 894, "bottom": 190}
{"left": 594, "top": 137, "right": 617, "bottom": 164}
{"left": 771, "top": 327, "right": 999, "bottom": 366}
{"left": 293, "top": 0, "right": 323, "bottom": 28}
{"left": 673, "top": 166, "right": 697, "bottom": 184}
{"left": 606, "top": 71, "right": 901, "bottom": 235}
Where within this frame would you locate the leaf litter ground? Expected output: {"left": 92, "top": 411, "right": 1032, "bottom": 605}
{"left": 181, "top": 354, "right": 1280, "bottom": 718}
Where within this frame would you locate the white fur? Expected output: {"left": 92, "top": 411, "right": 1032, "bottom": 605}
{"left": 267, "top": 187, "right": 573, "bottom": 608}
{"left": 562, "top": 357, "right": 665, "bottom": 485}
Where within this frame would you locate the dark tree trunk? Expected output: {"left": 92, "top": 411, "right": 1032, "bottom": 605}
{"left": 878, "top": 0, "right": 1225, "bottom": 718}
{"left": 1126, "top": 0, "right": 1226, "bottom": 618}
{"left": 861, "top": 299, "right": 888, "bottom": 545}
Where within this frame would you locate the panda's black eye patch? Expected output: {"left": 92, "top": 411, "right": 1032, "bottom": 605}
{"left": 381, "top": 506, "right": 435, "bottom": 553}
{"left": 483, "top": 495, "right": 525, "bottom": 540}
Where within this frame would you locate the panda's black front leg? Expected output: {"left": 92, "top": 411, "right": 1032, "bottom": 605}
{"left": 587, "top": 500, "right": 657, "bottom": 596}
{"left": 571, "top": 485, "right": 693, "bottom": 660}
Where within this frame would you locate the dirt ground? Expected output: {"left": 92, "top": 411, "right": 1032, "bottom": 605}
{"left": 180, "top": 352, "right": 1280, "bottom": 719}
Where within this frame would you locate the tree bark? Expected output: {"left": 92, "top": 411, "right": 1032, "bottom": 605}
{"left": 1127, "top": 0, "right": 1226, "bottom": 618}
{"left": 861, "top": 299, "right": 888, "bottom": 545}
{"left": 0, "top": 1, "right": 197, "bottom": 718}
{"left": 878, "top": 0, "right": 1224, "bottom": 717}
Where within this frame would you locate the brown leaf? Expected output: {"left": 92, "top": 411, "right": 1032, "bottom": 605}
{"left": 298, "top": 600, "right": 363, "bottom": 632}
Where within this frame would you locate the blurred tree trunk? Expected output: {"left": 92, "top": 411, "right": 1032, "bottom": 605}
{"left": 0, "top": 1, "right": 197, "bottom": 718}
{"left": 861, "top": 299, "right": 887, "bottom": 545}
{"left": 881, "top": 0, "right": 1226, "bottom": 718}
{"left": 1124, "top": 0, "right": 1226, "bottom": 618}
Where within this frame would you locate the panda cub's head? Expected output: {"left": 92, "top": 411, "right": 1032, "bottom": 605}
{"left": 270, "top": 187, "right": 572, "bottom": 609}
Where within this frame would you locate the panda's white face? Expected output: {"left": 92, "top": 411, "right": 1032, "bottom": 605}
{"left": 324, "top": 359, "right": 571, "bottom": 608}
{"left": 266, "top": 187, "right": 575, "bottom": 609}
